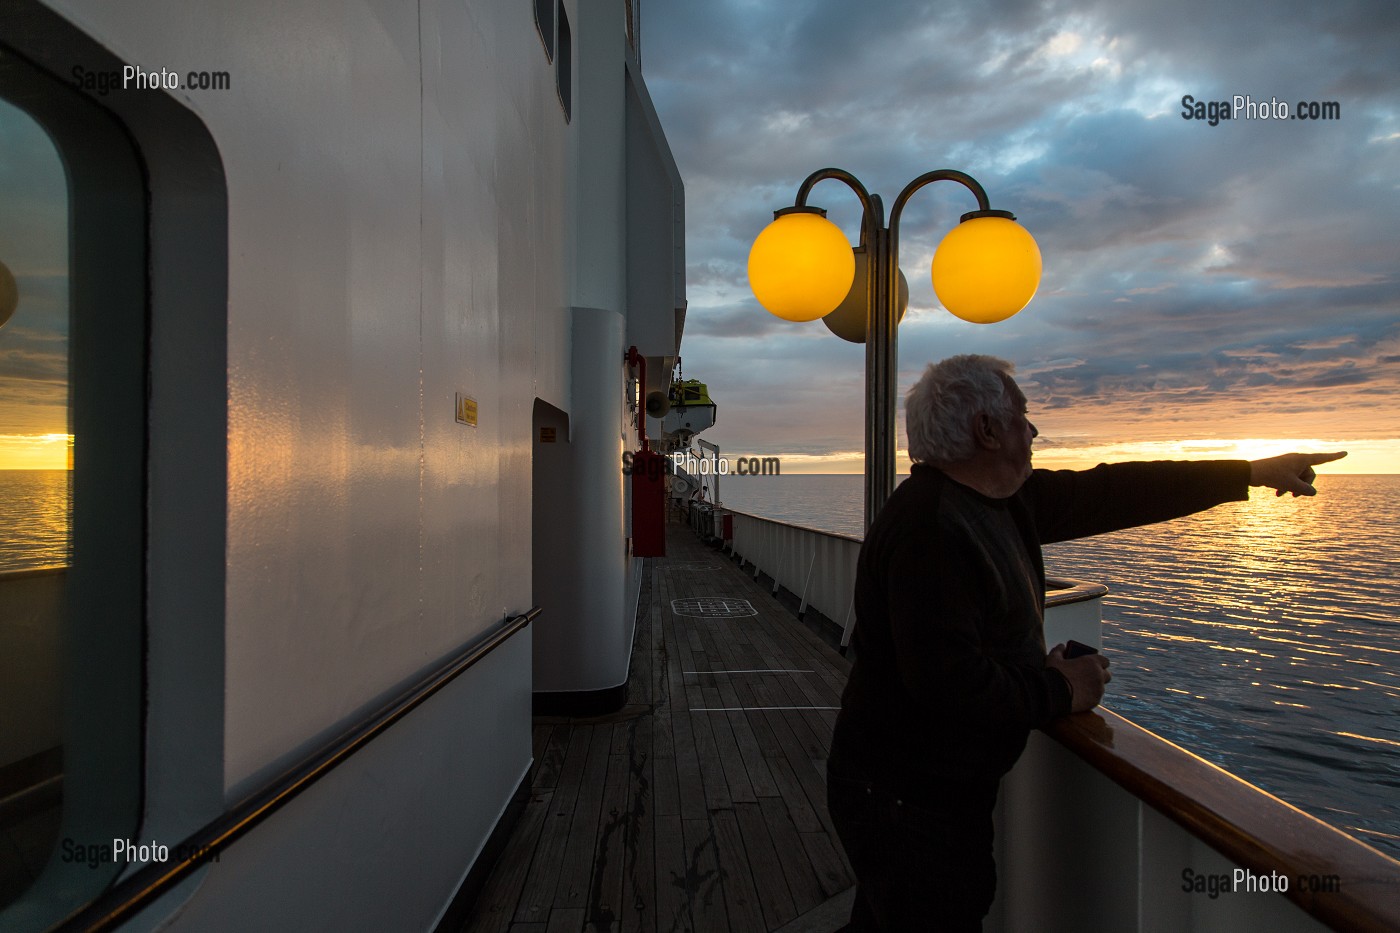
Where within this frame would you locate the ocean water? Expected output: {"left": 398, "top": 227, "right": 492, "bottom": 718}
{"left": 715, "top": 472, "right": 1400, "bottom": 857}
{"left": 0, "top": 470, "right": 70, "bottom": 571}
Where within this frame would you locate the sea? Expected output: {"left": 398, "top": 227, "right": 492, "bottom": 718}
{"left": 4, "top": 468, "right": 1397, "bottom": 857}
{"left": 712, "top": 471, "right": 1400, "bottom": 858}
{"left": 0, "top": 470, "right": 70, "bottom": 571}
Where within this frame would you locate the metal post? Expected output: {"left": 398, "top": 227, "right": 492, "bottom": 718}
{"left": 865, "top": 224, "right": 897, "bottom": 533}
{"left": 699, "top": 438, "right": 720, "bottom": 506}
{"left": 792, "top": 168, "right": 1000, "bottom": 533}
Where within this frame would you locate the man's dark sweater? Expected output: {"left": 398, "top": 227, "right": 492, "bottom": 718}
{"left": 829, "top": 460, "right": 1250, "bottom": 787}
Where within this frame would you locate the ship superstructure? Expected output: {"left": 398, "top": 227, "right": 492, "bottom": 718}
{"left": 0, "top": 0, "right": 683, "bottom": 927}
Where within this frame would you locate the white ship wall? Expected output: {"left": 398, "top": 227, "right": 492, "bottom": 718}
{"left": 11, "top": 0, "right": 679, "bottom": 927}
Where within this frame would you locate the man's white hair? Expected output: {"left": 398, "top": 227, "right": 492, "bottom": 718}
{"left": 906, "top": 354, "right": 1022, "bottom": 465}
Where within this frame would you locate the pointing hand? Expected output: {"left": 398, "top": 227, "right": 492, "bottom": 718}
{"left": 1248, "top": 451, "right": 1347, "bottom": 497}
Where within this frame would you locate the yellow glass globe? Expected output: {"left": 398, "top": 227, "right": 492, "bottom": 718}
{"left": 748, "top": 210, "right": 855, "bottom": 322}
{"left": 931, "top": 216, "right": 1041, "bottom": 324}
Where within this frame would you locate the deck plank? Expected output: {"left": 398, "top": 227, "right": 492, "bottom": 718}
{"left": 681, "top": 816, "right": 730, "bottom": 932}
{"left": 553, "top": 725, "right": 610, "bottom": 909}
{"left": 758, "top": 794, "right": 828, "bottom": 917}
{"left": 762, "top": 754, "right": 824, "bottom": 835}
{"left": 734, "top": 801, "right": 799, "bottom": 929}
{"left": 463, "top": 790, "right": 553, "bottom": 933}
{"left": 801, "top": 830, "right": 855, "bottom": 898}
{"left": 513, "top": 726, "right": 589, "bottom": 924}
{"left": 712, "top": 808, "right": 767, "bottom": 932}
{"left": 546, "top": 909, "right": 584, "bottom": 933}
{"left": 619, "top": 715, "right": 655, "bottom": 933}
{"left": 533, "top": 723, "right": 571, "bottom": 791}
{"left": 653, "top": 817, "right": 694, "bottom": 932}
{"left": 587, "top": 759, "right": 629, "bottom": 927}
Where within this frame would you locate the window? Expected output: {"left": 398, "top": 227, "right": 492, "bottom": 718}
{"left": 557, "top": 2, "right": 572, "bottom": 122}
{"left": 0, "top": 36, "right": 146, "bottom": 925}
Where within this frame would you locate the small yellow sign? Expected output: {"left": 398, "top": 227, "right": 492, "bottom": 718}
{"left": 456, "top": 394, "right": 478, "bottom": 427}
{"left": 540, "top": 427, "right": 557, "bottom": 443}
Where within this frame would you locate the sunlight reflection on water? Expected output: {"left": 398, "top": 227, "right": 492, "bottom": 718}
{"left": 0, "top": 470, "right": 70, "bottom": 571}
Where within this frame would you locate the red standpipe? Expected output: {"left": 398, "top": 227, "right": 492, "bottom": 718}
{"left": 626, "top": 346, "right": 666, "bottom": 557}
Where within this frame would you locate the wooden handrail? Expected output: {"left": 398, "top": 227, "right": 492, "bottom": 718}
{"left": 1046, "top": 707, "right": 1400, "bottom": 932}
{"left": 722, "top": 505, "right": 865, "bottom": 545}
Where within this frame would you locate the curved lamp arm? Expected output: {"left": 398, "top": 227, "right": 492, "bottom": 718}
{"left": 794, "top": 167, "right": 884, "bottom": 246}
{"left": 888, "top": 168, "right": 1007, "bottom": 258}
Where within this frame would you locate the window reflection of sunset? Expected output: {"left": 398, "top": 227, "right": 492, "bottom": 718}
{"left": 0, "top": 433, "right": 73, "bottom": 470}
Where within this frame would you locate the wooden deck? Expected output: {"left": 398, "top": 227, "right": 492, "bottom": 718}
{"left": 460, "top": 518, "right": 856, "bottom": 933}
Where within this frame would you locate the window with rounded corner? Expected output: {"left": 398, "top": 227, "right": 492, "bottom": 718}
{"left": 0, "top": 37, "right": 146, "bottom": 927}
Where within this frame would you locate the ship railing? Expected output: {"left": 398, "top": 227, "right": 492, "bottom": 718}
{"left": 713, "top": 507, "right": 1400, "bottom": 933}
{"left": 721, "top": 506, "right": 864, "bottom": 645}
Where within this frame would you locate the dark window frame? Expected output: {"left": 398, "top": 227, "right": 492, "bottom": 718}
{"left": 556, "top": 2, "right": 572, "bottom": 122}
{"left": 534, "top": 0, "right": 555, "bottom": 62}
{"left": 0, "top": 31, "right": 147, "bottom": 925}
{"left": 0, "top": 2, "right": 228, "bottom": 926}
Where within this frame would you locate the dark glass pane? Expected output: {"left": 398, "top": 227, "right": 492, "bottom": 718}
{"left": 0, "top": 93, "right": 68, "bottom": 910}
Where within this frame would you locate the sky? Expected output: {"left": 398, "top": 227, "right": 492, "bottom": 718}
{"left": 640, "top": 0, "right": 1400, "bottom": 473}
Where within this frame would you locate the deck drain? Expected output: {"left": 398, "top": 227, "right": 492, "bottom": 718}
{"left": 670, "top": 597, "right": 758, "bottom": 619}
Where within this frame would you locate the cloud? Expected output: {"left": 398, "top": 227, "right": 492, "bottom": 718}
{"left": 644, "top": 0, "right": 1400, "bottom": 465}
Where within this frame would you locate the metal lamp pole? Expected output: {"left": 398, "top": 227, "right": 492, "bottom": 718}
{"left": 789, "top": 168, "right": 1013, "bottom": 531}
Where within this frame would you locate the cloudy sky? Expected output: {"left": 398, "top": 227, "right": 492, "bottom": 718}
{"left": 640, "top": 0, "right": 1399, "bottom": 473}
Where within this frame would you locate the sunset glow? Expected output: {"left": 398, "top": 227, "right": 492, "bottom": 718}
{"left": 0, "top": 434, "right": 72, "bottom": 471}
{"left": 724, "top": 438, "right": 1396, "bottom": 476}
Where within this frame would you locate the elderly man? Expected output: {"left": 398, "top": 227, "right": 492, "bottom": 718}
{"left": 826, "top": 354, "right": 1345, "bottom": 932}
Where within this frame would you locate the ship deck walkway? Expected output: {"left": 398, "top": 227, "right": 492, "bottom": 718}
{"left": 460, "top": 516, "right": 857, "bottom": 932}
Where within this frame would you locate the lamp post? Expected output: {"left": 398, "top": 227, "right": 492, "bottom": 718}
{"left": 0, "top": 259, "right": 18, "bottom": 330}
{"left": 748, "top": 167, "right": 1040, "bottom": 531}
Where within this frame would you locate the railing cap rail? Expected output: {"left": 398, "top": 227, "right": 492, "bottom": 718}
{"left": 1048, "top": 707, "right": 1400, "bottom": 932}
